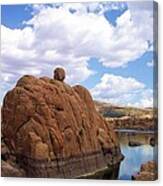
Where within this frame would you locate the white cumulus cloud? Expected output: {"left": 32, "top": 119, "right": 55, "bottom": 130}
{"left": 91, "top": 74, "right": 153, "bottom": 108}
{"left": 1, "top": 2, "right": 154, "bottom": 105}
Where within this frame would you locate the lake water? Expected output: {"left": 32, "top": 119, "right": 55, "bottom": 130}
{"left": 80, "top": 130, "right": 157, "bottom": 180}
{"left": 116, "top": 130, "right": 158, "bottom": 180}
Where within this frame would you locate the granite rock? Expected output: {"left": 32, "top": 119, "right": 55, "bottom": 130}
{"left": 53, "top": 67, "right": 65, "bottom": 81}
{"left": 1, "top": 68, "right": 122, "bottom": 177}
{"left": 1, "top": 160, "right": 26, "bottom": 177}
{"left": 132, "top": 161, "right": 157, "bottom": 181}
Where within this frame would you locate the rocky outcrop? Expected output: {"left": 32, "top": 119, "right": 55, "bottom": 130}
{"left": 1, "top": 140, "right": 10, "bottom": 161}
{"left": 1, "top": 134, "right": 26, "bottom": 177}
{"left": 94, "top": 101, "right": 156, "bottom": 131}
{"left": 1, "top": 160, "right": 26, "bottom": 177}
{"left": 106, "top": 116, "right": 156, "bottom": 131}
{"left": 132, "top": 161, "right": 157, "bottom": 181}
{"left": 1, "top": 68, "right": 123, "bottom": 178}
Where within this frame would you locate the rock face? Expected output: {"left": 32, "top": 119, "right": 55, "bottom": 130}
{"left": 1, "top": 68, "right": 122, "bottom": 178}
{"left": 95, "top": 101, "right": 156, "bottom": 131}
{"left": 1, "top": 138, "right": 26, "bottom": 177}
{"left": 106, "top": 116, "right": 156, "bottom": 131}
{"left": 132, "top": 161, "right": 157, "bottom": 181}
{"left": 1, "top": 160, "right": 26, "bottom": 177}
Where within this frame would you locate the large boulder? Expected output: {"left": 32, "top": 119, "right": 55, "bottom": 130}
{"left": 1, "top": 68, "right": 122, "bottom": 178}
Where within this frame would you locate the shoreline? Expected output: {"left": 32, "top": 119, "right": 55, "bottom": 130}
{"left": 114, "top": 129, "right": 156, "bottom": 134}
{"left": 15, "top": 149, "right": 123, "bottom": 178}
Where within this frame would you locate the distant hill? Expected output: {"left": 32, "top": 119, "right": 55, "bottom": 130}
{"left": 94, "top": 101, "right": 156, "bottom": 131}
{"left": 94, "top": 100, "right": 154, "bottom": 118}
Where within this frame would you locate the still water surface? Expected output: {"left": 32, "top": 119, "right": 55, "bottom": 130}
{"left": 117, "top": 130, "right": 157, "bottom": 180}
{"left": 81, "top": 130, "right": 157, "bottom": 180}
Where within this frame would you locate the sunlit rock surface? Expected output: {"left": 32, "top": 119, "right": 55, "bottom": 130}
{"left": 1, "top": 68, "right": 123, "bottom": 178}
{"left": 132, "top": 160, "right": 157, "bottom": 181}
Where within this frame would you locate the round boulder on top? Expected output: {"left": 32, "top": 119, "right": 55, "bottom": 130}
{"left": 54, "top": 67, "right": 65, "bottom": 81}
{"left": 1, "top": 68, "right": 123, "bottom": 178}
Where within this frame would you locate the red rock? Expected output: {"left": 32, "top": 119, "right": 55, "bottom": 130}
{"left": 140, "top": 160, "right": 157, "bottom": 173}
{"left": 106, "top": 116, "right": 156, "bottom": 131}
{"left": 95, "top": 102, "right": 156, "bottom": 131}
{"left": 132, "top": 161, "right": 157, "bottom": 181}
{"left": 1, "top": 68, "right": 122, "bottom": 178}
{"left": 1, "top": 141, "right": 10, "bottom": 161}
{"left": 1, "top": 160, "right": 26, "bottom": 177}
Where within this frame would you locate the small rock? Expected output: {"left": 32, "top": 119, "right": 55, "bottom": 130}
{"left": 132, "top": 160, "right": 157, "bottom": 181}
{"left": 128, "top": 141, "right": 142, "bottom": 147}
{"left": 150, "top": 137, "right": 155, "bottom": 147}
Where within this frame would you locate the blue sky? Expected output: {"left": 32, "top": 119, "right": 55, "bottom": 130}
{"left": 1, "top": 2, "right": 155, "bottom": 107}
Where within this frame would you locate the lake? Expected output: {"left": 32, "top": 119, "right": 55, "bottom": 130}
{"left": 116, "top": 130, "right": 158, "bottom": 180}
{"left": 79, "top": 130, "right": 157, "bottom": 180}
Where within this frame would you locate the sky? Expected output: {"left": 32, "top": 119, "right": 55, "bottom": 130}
{"left": 1, "top": 1, "right": 156, "bottom": 107}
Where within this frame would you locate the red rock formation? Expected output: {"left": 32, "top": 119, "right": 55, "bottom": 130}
{"left": 132, "top": 161, "right": 157, "bottom": 181}
{"left": 106, "top": 116, "right": 156, "bottom": 131}
{"left": 1, "top": 160, "right": 26, "bottom": 177}
{"left": 1, "top": 68, "right": 122, "bottom": 178}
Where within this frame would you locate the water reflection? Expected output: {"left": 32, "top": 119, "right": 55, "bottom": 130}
{"left": 80, "top": 130, "right": 157, "bottom": 180}
{"left": 80, "top": 164, "right": 120, "bottom": 180}
{"left": 117, "top": 130, "right": 157, "bottom": 180}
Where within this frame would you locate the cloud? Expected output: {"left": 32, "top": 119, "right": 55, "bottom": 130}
{"left": 27, "top": 5, "right": 150, "bottom": 68}
{"left": 134, "top": 89, "right": 154, "bottom": 108}
{"left": 91, "top": 74, "right": 153, "bottom": 108}
{"left": 1, "top": 2, "right": 153, "bottom": 79}
{"left": 31, "top": 2, "right": 127, "bottom": 15}
{"left": 127, "top": 1, "right": 154, "bottom": 45}
{"left": 147, "top": 60, "right": 154, "bottom": 67}
{"left": 1, "top": 24, "right": 94, "bottom": 86}
{"left": 1, "top": 2, "right": 154, "bottom": 105}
